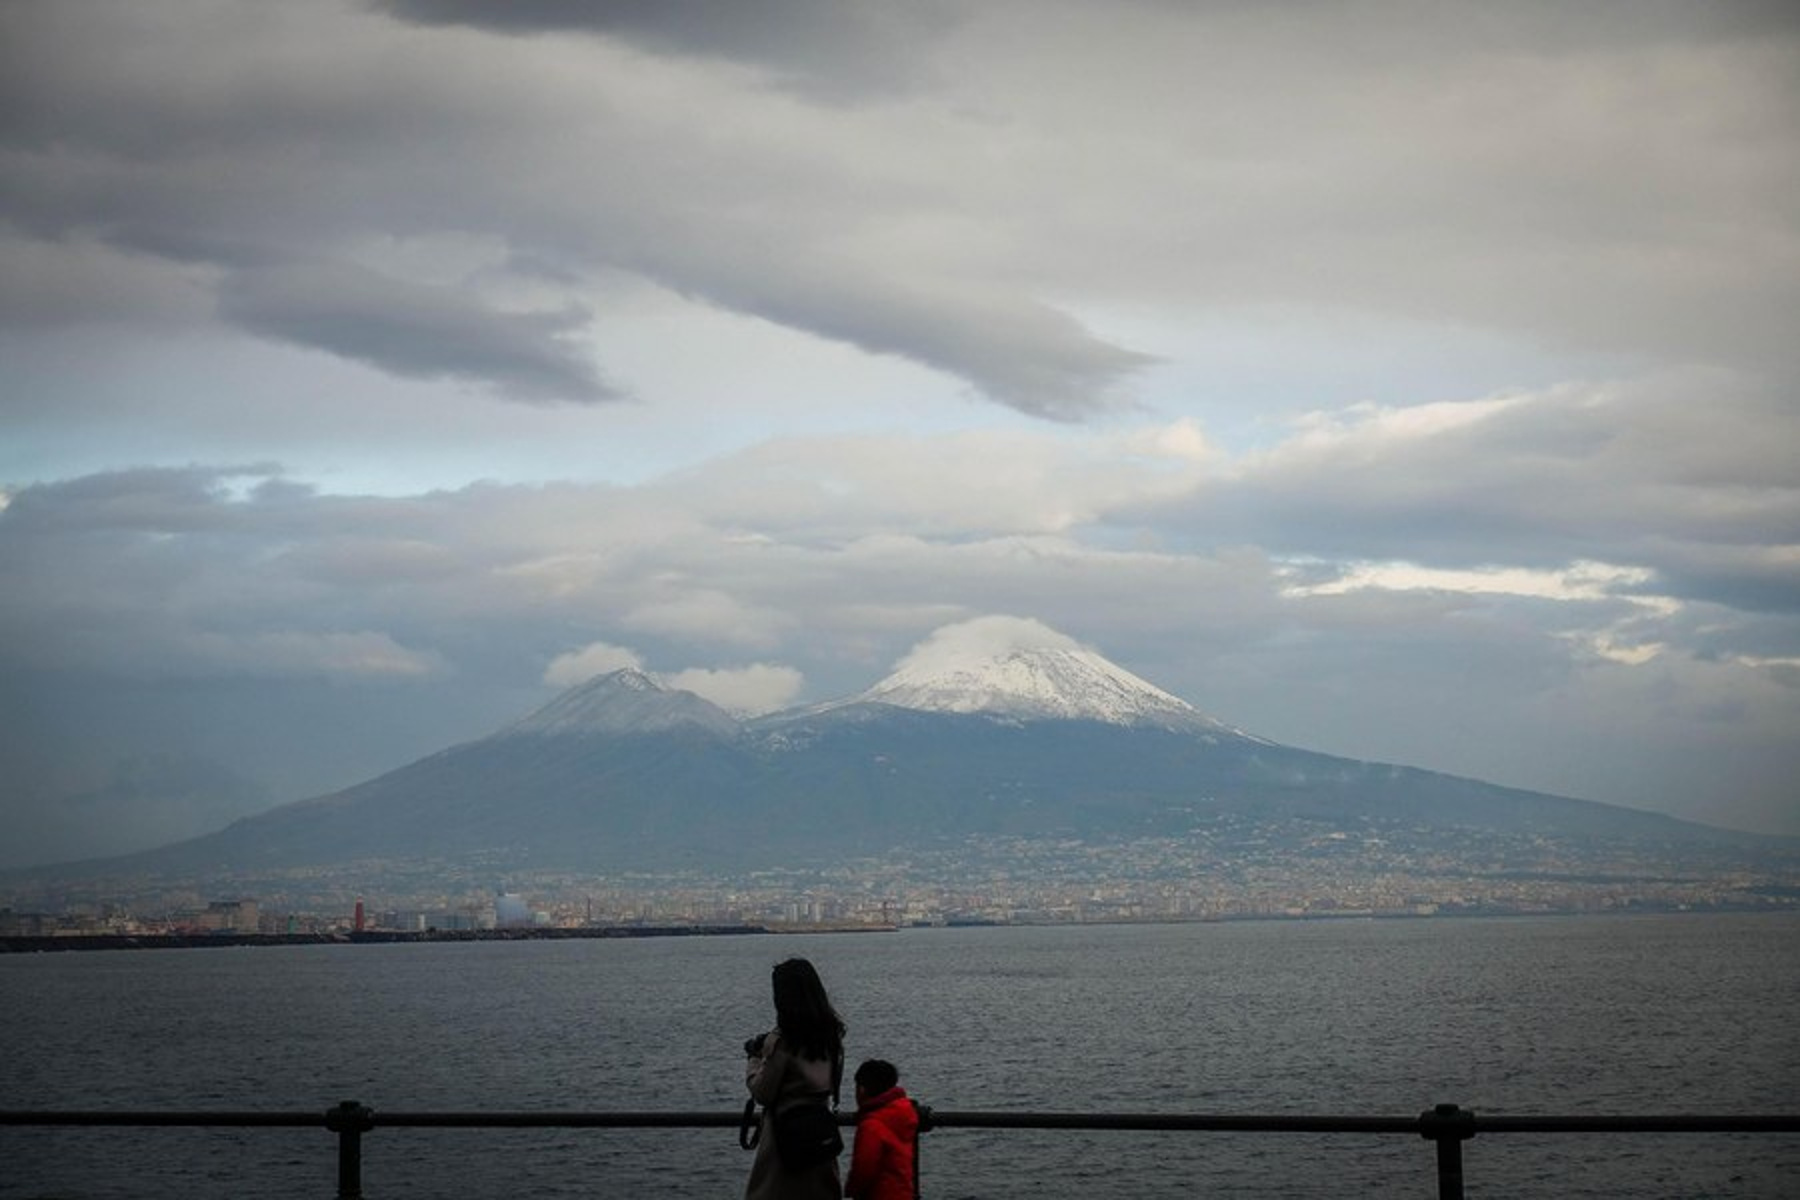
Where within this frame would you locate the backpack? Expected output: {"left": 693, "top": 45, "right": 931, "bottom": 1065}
{"left": 739, "top": 1046, "right": 844, "bottom": 1168}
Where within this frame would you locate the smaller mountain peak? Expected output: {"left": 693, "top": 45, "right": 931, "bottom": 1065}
{"left": 507, "top": 668, "right": 740, "bottom": 738}
{"left": 609, "top": 668, "right": 660, "bottom": 691}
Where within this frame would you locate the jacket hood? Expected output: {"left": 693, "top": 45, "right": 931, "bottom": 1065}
{"left": 857, "top": 1085, "right": 912, "bottom": 1116}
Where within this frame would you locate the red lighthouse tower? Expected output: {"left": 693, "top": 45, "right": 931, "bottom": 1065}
{"left": 353, "top": 897, "right": 365, "bottom": 932}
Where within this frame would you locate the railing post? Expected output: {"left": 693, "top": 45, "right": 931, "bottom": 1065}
{"left": 1418, "top": 1103, "right": 1476, "bottom": 1200}
{"left": 325, "top": 1100, "right": 375, "bottom": 1199}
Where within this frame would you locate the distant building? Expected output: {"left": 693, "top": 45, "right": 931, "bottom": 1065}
{"left": 0, "top": 909, "right": 54, "bottom": 937}
{"left": 420, "top": 908, "right": 489, "bottom": 932}
{"left": 381, "top": 909, "right": 430, "bottom": 932}
{"left": 198, "top": 899, "right": 259, "bottom": 933}
{"left": 495, "top": 892, "right": 532, "bottom": 929}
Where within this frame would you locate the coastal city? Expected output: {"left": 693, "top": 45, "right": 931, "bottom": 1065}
{"left": 6, "top": 817, "right": 1795, "bottom": 945}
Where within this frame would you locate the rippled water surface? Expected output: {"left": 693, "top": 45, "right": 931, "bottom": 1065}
{"left": 2, "top": 913, "right": 1796, "bottom": 1197}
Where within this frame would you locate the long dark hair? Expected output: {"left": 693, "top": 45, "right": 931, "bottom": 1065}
{"left": 771, "top": 957, "right": 845, "bottom": 1063}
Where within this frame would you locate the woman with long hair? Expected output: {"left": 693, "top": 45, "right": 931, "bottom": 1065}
{"left": 743, "top": 957, "right": 847, "bottom": 1200}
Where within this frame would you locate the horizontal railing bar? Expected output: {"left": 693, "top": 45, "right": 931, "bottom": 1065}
{"left": 1471, "top": 1115, "right": 1800, "bottom": 1134}
{"left": 377, "top": 1112, "right": 749, "bottom": 1129}
{"left": 930, "top": 1112, "right": 1421, "bottom": 1133}
{"left": 5, "top": 1109, "right": 1798, "bottom": 1134}
{"left": 0, "top": 1112, "right": 327, "bottom": 1127}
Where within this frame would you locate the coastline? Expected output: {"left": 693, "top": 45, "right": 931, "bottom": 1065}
{"left": 5, "top": 905, "right": 1793, "bottom": 954}
{"left": 0, "top": 924, "right": 777, "bottom": 954}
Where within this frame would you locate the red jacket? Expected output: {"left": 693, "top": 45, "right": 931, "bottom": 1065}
{"left": 844, "top": 1086, "right": 918, "bottom": 1200}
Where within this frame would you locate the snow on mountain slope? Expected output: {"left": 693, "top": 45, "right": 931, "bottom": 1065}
{"left": 505, "top": 668, "right": 741, "bottom": 738}
{"left": 834, "top": 616, "right": 1253, "bottom": 735}
{"left": 511, "top": 619, "right": 1261, "bottom": 743}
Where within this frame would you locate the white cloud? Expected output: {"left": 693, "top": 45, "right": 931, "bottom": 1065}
{"left": 1275, "top": 393, "right": 1533, "bottom": 460}
{"left": 888, "top": 616, "right": 1084, "bottom": 677}
{"left": 1282, "top": 561, "right": 1689, "bottom": 668}
{"left": 544, "top": 641, "right": 643, "bottom": 687}
{"left": 621, "top": 588, "right": 792, "bottom": 650}
{"left": 1285, "top": 560, "right": 1657, "bottom": 604}
{"left": 1117, "top": 418, "right": 1214, "bottom": 465}
{"left": 665, "top": 663, "right": 805, "bottom": 715}
{"left": 662, "top": 421, "right": 1213, "bottom": 541}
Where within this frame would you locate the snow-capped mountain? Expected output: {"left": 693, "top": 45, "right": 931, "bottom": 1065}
{"left": 837, "top": 643, "right": 1247, "bottom": 736}
{"left": 49, "top": 621, "right": 1771, "bottom": 886}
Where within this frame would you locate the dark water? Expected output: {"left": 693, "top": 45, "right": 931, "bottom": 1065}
{"left": 1, "top": 913, "right": 1795, "bottom": 1198}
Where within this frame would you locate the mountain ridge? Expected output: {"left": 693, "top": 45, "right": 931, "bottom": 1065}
{"left": 7, "top": 636, "right": 1786, "bottom": 890}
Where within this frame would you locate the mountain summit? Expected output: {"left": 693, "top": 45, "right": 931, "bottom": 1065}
{"left": 850, "top": 643, "right": 1228, "bottom": 732}
{"left": 505, "top": 668, "right": 739, "bottom": 738}
{"left": 830, "top": 616, "right": 1245, "bottom": 735}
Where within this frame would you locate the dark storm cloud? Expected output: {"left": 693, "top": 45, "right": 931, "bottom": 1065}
{"left": 0, "top": 0, "right": 1143, "bottom": 417}
{"left": 1, "top": 464, "right": 288, "bottom": 534}
{"left": 1643, "top": 547, "right": 1800, "bottom": 617}
{"left": 374, "top": 0, "right": 956, "bottom": 100}
{"left": 9, "top": 2, "right": 1798, "bottom": 417}
{"left": 4, "top": 468, "right": 381, "bottom": 651}
{"left": 218, "top": 262, "right": 619, "bottom": 404}
{"left": 648, "top": 258, "right": 1156, "bottom": 419}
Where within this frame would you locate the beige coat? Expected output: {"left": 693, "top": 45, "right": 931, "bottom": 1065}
{"left": 743, "top": 1028, "right": 842, "bottom": 1200}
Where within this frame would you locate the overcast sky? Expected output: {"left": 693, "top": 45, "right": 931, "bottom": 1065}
{"left": 3, "top": 0, "right": 1797, "bottom": 868}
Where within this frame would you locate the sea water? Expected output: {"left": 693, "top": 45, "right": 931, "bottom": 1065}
{"left": 1, "top": 913, "right": 1795, "bottom": 1198}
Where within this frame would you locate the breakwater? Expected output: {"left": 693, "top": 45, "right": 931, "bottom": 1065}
{"left": 0, "top": 923, "right": 774, "bottom": 953}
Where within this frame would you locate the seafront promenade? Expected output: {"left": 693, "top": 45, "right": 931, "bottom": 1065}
{"left": 7, "top": 1100, "right": 1797, "bottom": 1200}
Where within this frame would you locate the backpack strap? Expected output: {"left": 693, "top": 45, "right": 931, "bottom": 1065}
{"left": 738, "top": 1097, "right": 761, "bottom": 1150}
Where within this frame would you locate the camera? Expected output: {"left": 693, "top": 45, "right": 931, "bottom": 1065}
{"left": 744, "top": 1032, "right": 768, "bottom": 1057}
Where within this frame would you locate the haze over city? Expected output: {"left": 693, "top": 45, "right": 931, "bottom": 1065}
{"left": 3, "top": 1, "right": 1797, "bottom": 870}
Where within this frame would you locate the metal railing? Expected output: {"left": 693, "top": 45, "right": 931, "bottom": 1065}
{"left": 5, "top": 1102, "right": 1797, "bottom": 1199}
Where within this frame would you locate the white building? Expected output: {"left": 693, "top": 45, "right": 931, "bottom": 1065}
{"left": 494, "top": 892, "right": 532, "bottom": 929}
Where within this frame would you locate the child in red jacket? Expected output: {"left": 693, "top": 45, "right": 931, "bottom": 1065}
{"left": 844, "top": 1059, "right": 919, "bottom": 1200}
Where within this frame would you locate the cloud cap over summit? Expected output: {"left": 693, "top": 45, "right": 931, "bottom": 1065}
{"left": 847, "top": 616, "right": 1234, "bottom": 732}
